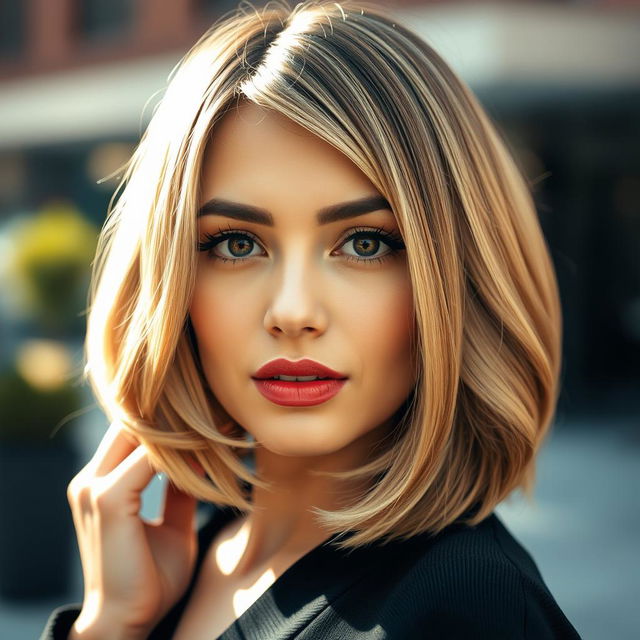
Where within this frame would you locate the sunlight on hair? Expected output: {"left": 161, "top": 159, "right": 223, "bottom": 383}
{"left": 240, "top": 9, "right": 318, "bottom": 98}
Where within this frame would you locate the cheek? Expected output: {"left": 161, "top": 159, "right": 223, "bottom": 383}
{"left": 348, "top": 271, "right": 415, "bottom": 381}
{"left": 189, "top": 276, "right": 250, "bottom": 373}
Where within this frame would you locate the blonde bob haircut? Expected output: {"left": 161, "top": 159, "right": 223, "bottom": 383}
{"left": 85, "top": 0, "right": 562, "bottom": 549}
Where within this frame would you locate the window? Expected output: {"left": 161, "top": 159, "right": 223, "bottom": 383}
{"left": 199, "top": 0, "right": 266, "bottom": 17}
{"left": 0, "top": 0, "right": 26, "bottom": 60}
{"left": 78, "top": 0, "right": 133, "bottom": 42}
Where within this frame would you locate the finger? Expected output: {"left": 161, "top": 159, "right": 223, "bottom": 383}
{"left": 103, "top": 444, "right": 158, "bottom": 498}
{"left": 89, "top": 421, "right": 140, "bottom": 477}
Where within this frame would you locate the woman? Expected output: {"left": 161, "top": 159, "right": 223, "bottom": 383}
{"left": 41, "top": 1, "right": 581, "bottom": 638}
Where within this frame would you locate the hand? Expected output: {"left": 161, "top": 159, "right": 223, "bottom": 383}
{"left": 66, "top": 421, "right": 200, "bottom": 638}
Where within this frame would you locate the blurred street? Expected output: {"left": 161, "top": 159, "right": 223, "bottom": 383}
{"left": 1, "top": 410, "right": 638, "bottom": 640}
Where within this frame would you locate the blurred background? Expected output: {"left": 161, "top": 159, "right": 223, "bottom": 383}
{"left": 0, "top": 1, "right": 638, "bottom": 638}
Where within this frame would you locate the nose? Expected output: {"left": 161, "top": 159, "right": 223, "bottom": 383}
{"left": 263, "top": 255, "right": 328, "bottom": 339}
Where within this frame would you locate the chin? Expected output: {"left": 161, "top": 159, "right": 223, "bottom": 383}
{"left": 246, "top": 426, "right": 361, "bottom": 459}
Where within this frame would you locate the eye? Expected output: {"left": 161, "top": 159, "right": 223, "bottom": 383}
{"left": 197, "top": 229, "right": 265, "bottom": 263}
{"left": 334, "top": 226, "right": 406, "bottom": 265}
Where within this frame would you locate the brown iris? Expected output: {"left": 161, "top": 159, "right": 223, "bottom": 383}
{"left": 353, "top": 236, "right": 379, "bottom": 257}
{"left": 228, "top": 237, "right": 253, "bottom": 257}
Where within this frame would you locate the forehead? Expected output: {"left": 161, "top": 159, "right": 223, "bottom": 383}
{"left": 200, "top": 102, "right": 378, "bottom": 201}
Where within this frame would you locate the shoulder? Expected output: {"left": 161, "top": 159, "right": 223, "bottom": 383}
{"left": 376, "top": 513, "right": 581, "bottom": 639}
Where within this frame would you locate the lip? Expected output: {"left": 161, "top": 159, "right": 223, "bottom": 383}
{"left": 252, "top": 358, "right": 348, "bottom": 380}
{"left": 252, "top": 378, "right": 347, "bottom": 407}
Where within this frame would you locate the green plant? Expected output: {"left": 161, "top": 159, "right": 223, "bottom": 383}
{"left": 10, "top": 201, "right": 98, "bottom": 334}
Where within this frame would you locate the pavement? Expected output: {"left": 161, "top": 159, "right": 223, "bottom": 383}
{"left": 1, "top": 411, "right": 638, "bottom": 640}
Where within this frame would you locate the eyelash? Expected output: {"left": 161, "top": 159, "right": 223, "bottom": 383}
{"left": 197, "top": 225, "right": 406, "bottom": 266}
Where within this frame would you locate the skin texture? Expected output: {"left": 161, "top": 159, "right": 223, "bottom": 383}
{"left": 189, "top": 101, "right": 417, "bottom": 578}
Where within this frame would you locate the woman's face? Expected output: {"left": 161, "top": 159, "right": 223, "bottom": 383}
{"left": 190, "top": 102, "right": 416, "bottom": 458}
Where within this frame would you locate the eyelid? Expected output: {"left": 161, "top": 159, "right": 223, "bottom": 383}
{"left": 338, "top": 225, "right": 404, "bottom": 246}
{"left": 199, "top": 224, "right": 402, "bottom": 247}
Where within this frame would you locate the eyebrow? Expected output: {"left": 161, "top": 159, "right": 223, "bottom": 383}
{"left": 196, "top": 194, "right": 392, "bottom": 226}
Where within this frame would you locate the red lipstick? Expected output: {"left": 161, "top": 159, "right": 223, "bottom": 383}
{"left": 253, "top": 358, "right": 347, "bottom": 380}
{"left": 251, "top": 358, "right": 348, "bottom": 407}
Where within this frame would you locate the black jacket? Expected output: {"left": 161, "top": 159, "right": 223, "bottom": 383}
{"left": 40, "top": 503, "right": 582, "bottom": 639}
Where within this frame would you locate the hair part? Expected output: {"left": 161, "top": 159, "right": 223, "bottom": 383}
{"left": 84, "top": 0, "right": 562, "bottom": 549}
